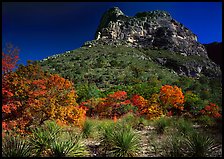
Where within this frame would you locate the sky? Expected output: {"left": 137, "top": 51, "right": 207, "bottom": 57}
{"left": 2, "top": 2, "right": 222, "bottom": 66}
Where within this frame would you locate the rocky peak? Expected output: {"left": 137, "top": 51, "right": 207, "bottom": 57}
{"left": 92, "top": 7, "right": 208, "bottom": 58}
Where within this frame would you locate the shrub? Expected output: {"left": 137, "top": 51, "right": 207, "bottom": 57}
{"left": 173, "top": 117, "right": 194, "bottom": 135}
{"left": 2, "top": 63, "right": 86, "bottom": 133}
{"left": 81, "top": 119, "right": 94, "bottom": 138}
{"left": 159, "top": 85, "right": 185, "bottom": 114}
{"left": 76, "top": 83, "right": 101, "bottom": 103}
{"left": 163, "top": 134, "right": 185, "bottom": 157}
{"left": 199, "top": 102, "right": 222, "bottom": 119}
{"left": 184, "top": 91, "right": 207, "bottom": 116}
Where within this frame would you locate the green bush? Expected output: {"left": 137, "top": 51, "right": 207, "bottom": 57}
{"left": 76, "top": 83, "right": 101, "bottom": 103}
{"left": 163, "top": 134, "right": 185, "bottom": 157}
{"left": 184, "top": 92, "right": 207, "bottom": 116}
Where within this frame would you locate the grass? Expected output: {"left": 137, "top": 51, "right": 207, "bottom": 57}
{"left": 184, "top": 132, "right": 220, "bottom": 157}
{"left": 2, "top": 132, "right": 34, "bottom": 157}
{"left": 100, "top": 122, "right": 140, "bottom": 157}
{"left": 50, "top": 132, "right": 89, "bottom": 157}
{"left": 81, "top": 119, "right": 95, "bottom": 138}
{"left": 2, "top": 116, "right": 221, "bottom": 157}
{"left": 172, "top": 117, "right": 194, "bottom": 135}
{"left": 154, "top": 116, "right": 171, "bottom": 134}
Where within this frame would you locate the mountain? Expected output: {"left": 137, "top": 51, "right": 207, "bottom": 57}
{"left": 203, "top": 42, "right": 222, "bottom": 67}
{"left": 37, "top": 7, "right": 221, "bottom": 89}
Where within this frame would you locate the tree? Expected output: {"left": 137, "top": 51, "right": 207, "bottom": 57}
{"left": 2, "top": 43, "right": 19, "bottom": 74}
{"left": 2, "top": 62, "right": 86, "bottom": 134}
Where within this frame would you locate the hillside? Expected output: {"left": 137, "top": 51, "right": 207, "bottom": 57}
{"left": 37, "top": 7, "right": 222, "bottom": 105}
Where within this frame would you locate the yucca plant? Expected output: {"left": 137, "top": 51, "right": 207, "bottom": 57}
{"left": 184, "top": 132, "right": 219, "bottom": 157}
{"left": 29, "top": 120, "right": 62, "bottom": 156}
{"left": 100, "top": 122, "right": 140, "bottom": 157}
{"left": 110, "top": 126, "right": 140, "bottom": 157}
{"left": 2, "top": 132, "right": 34, "bottom": 157}
{"left": 50, "top": 133, "right": 89, "bottom": 157}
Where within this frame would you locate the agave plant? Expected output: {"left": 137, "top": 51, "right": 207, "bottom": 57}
{"left": 100, "top": 122, "right": 140, "bottom": 157}
{"left": 184, "top": 132, "right": 219, "bottom": 157}
{"left": 110, "top": 126, "right": 140, "bottom": 157}
{"left": 2, "top": 132, "right": 34, "bottom": 157}
{"left": 29, "top": 120, "right": 62, "bottom": 156}
{"left": 50, "top": 133, "right": 89, "bottom": 157}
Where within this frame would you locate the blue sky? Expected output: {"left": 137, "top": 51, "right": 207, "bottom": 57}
{"left": 2, "top": 2, "right": 222, "bottom": 66}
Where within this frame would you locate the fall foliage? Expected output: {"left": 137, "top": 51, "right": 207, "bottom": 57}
{"left": 2, "top": 61, "right": 86, "bottom": 133}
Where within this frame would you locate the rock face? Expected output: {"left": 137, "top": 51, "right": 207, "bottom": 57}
{"left": 91, "top": 7, "right": 207, "bottom": 58}
{"left": 204, "top": 42, "right": 222, "bottom": 67}
{"left": 83, "top": 7, "right": 221, "bottom": 77}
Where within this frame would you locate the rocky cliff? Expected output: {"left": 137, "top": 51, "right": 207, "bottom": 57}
{"left": 83, "top": 7, "right": 221, "bottom": 77}
{"left": 85, "top": 7, "right": 207, "bottom": 58}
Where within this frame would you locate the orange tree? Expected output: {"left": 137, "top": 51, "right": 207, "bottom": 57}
{"left": 159, "top": 85, "right": 185, "bottom": 115}
{"left": 2, "top": 62, "right": 86, "bottom": 133}
{"left": 131, "top": 94, "right": 163, "bottom": 119}
{"left": 81, "top": 91, "right": 137, "bottom": 119}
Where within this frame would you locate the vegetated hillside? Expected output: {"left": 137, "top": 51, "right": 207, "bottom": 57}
{"left": 38, "top": 45, "right": 180, "bottom": 89}
{"left": 37, "top": 44, "right": 222, "bottom": 106}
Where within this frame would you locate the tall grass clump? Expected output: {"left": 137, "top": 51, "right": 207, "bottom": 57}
{"left": 154, "top": 116, "right": 170, "bottom": 134}
{"left": 100, "top": 122, "right": 140, "bottom": 157}
{"left": 2, "top": 131, "right": 34, "bottom": 157}
{"left": 174, "top": 117, "right": 194, "bottom": 135}
{"left": 81, "top": 119, "right": 94, "bottom": 138}
{"left": 163, "top": 134, "right": 185, "bottom": 157}
{"left": 29, "top": 120, "right": 62, "bottom": 156}
{"left": 49, "top": 132, "right": 89, "bottom": 157}
{"left": 184, "top": 132, "right": 219, "bottom": 157}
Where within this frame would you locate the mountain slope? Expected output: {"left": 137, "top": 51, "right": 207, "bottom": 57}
{"left": 38, "top": 45, "right": 180, "bottom": 89}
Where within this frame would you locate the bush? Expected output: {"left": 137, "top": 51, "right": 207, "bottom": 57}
{"left": 159, "top": 85, "right": 185, "bottom": 114}
{"left": 2, "top": 63, "right": 86, "bottom": 133}
{"left": 163, "top": 134, "right": 185, "bottom": 157}
{"left": 184, "top": 91, "right": 207, "bottom": 116}
{"left": 76, "top": 83, "right": 101, "bottom": 103}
